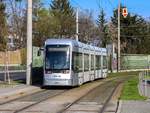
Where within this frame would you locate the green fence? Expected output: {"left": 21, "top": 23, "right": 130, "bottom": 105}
{"left": 121, "top": 54, "right": 150, "bottom": 70}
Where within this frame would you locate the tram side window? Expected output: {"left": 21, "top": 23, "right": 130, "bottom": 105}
{"left": 96, "top": 55, "right": 101, "bottom": 70}
{"left": 84, "top": 54, "right": 89, "bottom": 71}
{"left": 103, "top": 56, "right": 107, "bottom": 69}
{"left": 91, "top": 55, "right": 94, "bottom": 70}
{"left": 72, "top": 52, "right": 82, "bottom": 72}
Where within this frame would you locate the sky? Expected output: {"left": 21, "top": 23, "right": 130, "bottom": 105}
{"left": 44, "top": 0, "right": 150, "bottom": 21}
{"left": 71, "top": 0, "right": 150, "bottom": 20}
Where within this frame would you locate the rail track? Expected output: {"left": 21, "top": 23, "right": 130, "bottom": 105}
{"left": 0, "top": 89, "right": 45, "bottom": 105}
{"left": 0, "top": 75, "right": 132, "bottom": 113}
{"left": 0, "top": 88, "right": 68, "bottom": 113}
{"left": 60, "top": 76, "right": 131, "bottom": 113}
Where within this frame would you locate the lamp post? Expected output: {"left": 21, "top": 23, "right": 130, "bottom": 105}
{"left": 117, "top": 0, "right": 121, "bottom": 71}
{"left": 76, "top": 7, "right": 79, "bottom": 41}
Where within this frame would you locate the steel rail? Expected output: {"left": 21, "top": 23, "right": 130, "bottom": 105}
{"left": 59, "top": 77, "right": 121, "bottom": 113}
{"left": 14, "top": 89, "right": 66, "bottom": 113}
{"left": 0, "top": 89, "right": 46, "bottom": 105}
{"left": 60, "top": 76, "right": 131, "bottom": 113}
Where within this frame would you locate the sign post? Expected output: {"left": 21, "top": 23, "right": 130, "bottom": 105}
{"left": 117, "top": 0, "right": 121, "bottom": 71}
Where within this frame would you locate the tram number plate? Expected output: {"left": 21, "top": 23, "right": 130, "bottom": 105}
{"left": 52, "top": 75, "right": 61, "bottom": 78}
{"left": 54, "top": 81, "right": 60, "bottom": 84}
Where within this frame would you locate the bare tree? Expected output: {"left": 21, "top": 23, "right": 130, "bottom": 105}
{"left": 6, "top": 0, "right": 27, "bottom": 49}
{"left": 0, "top": 0, "right": 7, "bottom": 51}
{"left": 78, "top": 10, "right": 98, "bottom": 44}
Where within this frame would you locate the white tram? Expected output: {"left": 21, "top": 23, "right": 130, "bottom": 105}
{"left": 43, "top": 39, "right": 108, "bottom": 86}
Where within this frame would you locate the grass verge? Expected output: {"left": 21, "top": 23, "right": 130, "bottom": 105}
{"left": 108, "top": 71, "right": 139, "bottom": 78}
{"left": 120, "top": 75, "right": 147, "bottom": 100}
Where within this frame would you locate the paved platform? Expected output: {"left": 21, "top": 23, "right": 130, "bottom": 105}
{"left": 117, "top": 100, "right": 150, "bottom": 113}
{"left": 0, "top": 84, "right": 41, "bottom": 100}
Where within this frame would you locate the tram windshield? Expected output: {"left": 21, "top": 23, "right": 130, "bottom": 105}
{"left": 45, "top": 45, "right": 70, "bottom": 70}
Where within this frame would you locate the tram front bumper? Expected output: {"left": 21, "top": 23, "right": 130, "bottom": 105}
{"left": 43, "top": 78, "right": 73, "bottom": 86}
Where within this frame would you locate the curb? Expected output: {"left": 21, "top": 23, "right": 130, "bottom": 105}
{"left": 146, "top": 98, "right": 150, "bottom": 101}
{"left": 116, "top": 100, "right": 122, "bottom": 113}
{"left": 0, "top": 70, "right": 26, "bottom": 74}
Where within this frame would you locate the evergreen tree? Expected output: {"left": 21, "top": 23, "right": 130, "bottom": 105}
{"left": 111, "top": 5, "right": 149, "bottom": 54}
{"left": 97, "top": 9, "right": 109, "bottom": 47}
{"left": 97, "top": 9, "right": 106, "bottom": 29}
{"left": 0, "top": 0, "right": 7, "bottom": 51}
{"left": 50, "top": 0, "right": 75, "bottom": 38}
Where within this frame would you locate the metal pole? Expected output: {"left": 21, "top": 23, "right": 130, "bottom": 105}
{"left": 112, "top": 43, "right": 115, "bottom": 72}
{"left": 7, "top": 50, "right": 10, "bottom": 84}
{"left": 26, "top": 0, "right": 32, "bottom": 85}
{"left": 117, "top": 0, "right": 121, "bottom": 71}
{"left": 4, "top": 51, "right": 7, "bottom": 82}
{"left": 144, "top": 71, "right": 147, "bottom": 96}
{"left": 76, "top": 7, "right": 79, "bottom": 41}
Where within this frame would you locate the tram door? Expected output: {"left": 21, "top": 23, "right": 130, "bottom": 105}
{"left": 90, "top": 54, "right": 95, "bottom": 80}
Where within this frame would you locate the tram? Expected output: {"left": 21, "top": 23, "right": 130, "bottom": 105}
{"left": 43, "top": 39, "right": 108, "bottom": 86}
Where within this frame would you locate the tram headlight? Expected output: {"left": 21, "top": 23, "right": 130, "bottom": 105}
{"left": 62, "top": 70, "right": 70, "bottom": 74}
{"left": 46, "top": 71, "right": 52, "bottom": 74}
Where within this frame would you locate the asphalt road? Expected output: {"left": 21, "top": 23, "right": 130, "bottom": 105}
{"left": 0, "top": 72, "right": 26, "bottom": 81}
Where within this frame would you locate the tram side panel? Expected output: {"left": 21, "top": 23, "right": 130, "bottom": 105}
{"left": 90, "top": 54, "right": 95, "bottom": 81}
{"left": 72, "top": 51, "right": 84, "bottom": 86}
{"left": 95, "top": 54, "right": 102, "bottom": 79}
{"left": 72, "top": 48, "right": 95, "bottom": 85}
{"left": 103, "top": 55, "right": 108, "bottom": 78}
{"left": 101, "top": 55, "right": 108, "bottom": 78}
{"left": 83, "top": 53, "right": 90, "bottom": 83}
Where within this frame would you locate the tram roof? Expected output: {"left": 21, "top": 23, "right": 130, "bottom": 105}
{"left": 45, "top": 38, "right": 106, "bottom": 52}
